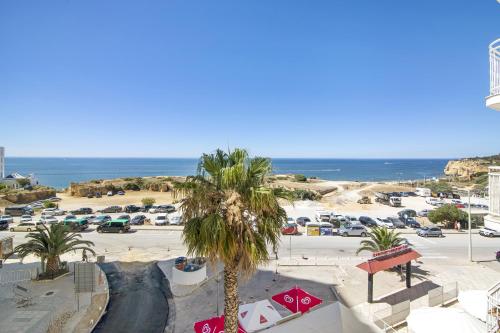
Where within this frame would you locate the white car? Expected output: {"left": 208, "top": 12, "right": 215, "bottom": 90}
{"left": 154, "top": 214, "right": 168, "bottom": 226}
{"left": 0, "top": 215, "right": 14, "bottom": 223}
{"left": 20, "top": 215, "right": 33, "bottom": 222}
{"left": 39, "top": 216, "right": 59, "bottom": 224}
{"left": 479, "top": 227, "right": 500, "bottom": 238}
{"left": 42, "top": 208, "right": 65, "bottom": 216}
{"left": 376, "top": 218, "right": 395, "bottom": 229}
{"left": 425, "top": 197, "right": 443, "bottom": 206}
{"left": 168, "top": 214, "right": 183, "bottom": 225}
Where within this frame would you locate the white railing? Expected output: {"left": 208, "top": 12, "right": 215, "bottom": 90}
{"left": 487, "top": 281, "right": 500, "bottom": 333}
{"left": 490, "top": 39, "right": 500, "bottom": 96}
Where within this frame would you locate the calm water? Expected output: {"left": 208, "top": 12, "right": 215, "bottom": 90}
{"left": 5, "top": 157, "right": 448, "bottom": 189}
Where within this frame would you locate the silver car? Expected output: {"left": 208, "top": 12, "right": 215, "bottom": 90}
{"left": 479, "top": 227, "right": 500, "bottom": 238}
{"left": 417, "top": 227, "right": 443, "bottom": 237}
{"left": 338, "top": 224, "right": 368, "bottom": 237}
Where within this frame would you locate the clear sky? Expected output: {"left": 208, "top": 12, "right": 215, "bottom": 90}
{"left": 1, "top": 0, "right": 499, "bottom": 158}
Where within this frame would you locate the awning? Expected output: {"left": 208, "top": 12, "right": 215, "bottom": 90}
{"left": 356, "top": 249, "right": 421, "bottom": 274}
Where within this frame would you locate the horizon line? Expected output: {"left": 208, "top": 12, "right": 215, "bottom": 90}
{"left": 4, "top": 155, "right": 458, "bottom": 160}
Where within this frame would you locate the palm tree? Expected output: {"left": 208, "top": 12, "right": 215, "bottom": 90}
{"left": 174, "top": 149, "right": 288, "bottom": 333}
{"left": 14, "top": 223, "right": 95, "bottom": 277}
{"left": 356, "top": 227, "right": 406, "bottom": 255}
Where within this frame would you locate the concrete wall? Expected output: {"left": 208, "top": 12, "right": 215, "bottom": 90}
{"left": 172, "top": 265, "right": 207, "bottom": 286}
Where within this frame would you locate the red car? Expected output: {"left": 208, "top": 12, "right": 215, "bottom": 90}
{"left": 455, "top": 204, "right": 465, "bottom": 208}
{"left": 282, "top": 223, "right": 299, "bottom": 235}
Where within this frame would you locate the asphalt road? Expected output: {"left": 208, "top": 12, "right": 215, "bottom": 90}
{"left": 93, "top": 262, "right": 169, "bottom": 333}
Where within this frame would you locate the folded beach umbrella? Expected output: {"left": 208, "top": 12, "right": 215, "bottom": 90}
{"left": 237, "top": 299, "right": 282, "bottom": 332}
{"left": 194, "top": 315, "right": 246, "bottom": 333}
{"left": 271, "top": 286, "right": 323, "bottom": 314}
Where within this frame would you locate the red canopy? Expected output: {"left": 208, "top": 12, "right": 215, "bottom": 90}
{"left": 271, "top": 286, "right": 323, "bottom": 314}
{"left": 193, "top": 315, "right": 246, "bottom": 333}
{"left": 356, "top": 249, "right": 421, "bottom": 274}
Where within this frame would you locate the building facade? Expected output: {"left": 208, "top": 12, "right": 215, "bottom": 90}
{"left": 484, "top": 166, "right": 500, "bottom": 232}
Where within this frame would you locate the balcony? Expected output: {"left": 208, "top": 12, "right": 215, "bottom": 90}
{"left": 487, "top": 39, "right": 500, "bottom": 111}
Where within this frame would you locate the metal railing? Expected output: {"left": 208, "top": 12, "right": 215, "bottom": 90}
{"left": 373, "top": 300, "right": 410, "bottom": 332}
{"left": 427, "top": 282, "right": 458, "bottom": 307}
{"left": 490, "top": 39, "right": 500, "bottom": 96}
{"left": 487, "top": 281, "right": 500, "bottom": 333}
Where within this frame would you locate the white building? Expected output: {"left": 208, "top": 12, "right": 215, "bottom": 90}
{"left": 487, "top": 39, "right": 500, "bottom": 111}
{"left": 484, "top": 167, "right": 500, "bottom": 232}
{"left": 0, "top": 146, "right": 4, "bottom": 179}
{"left": 0, "top": 147, "right": 38, "bottom": 189}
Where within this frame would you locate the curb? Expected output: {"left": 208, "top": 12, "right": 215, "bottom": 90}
{"left": 157, "top": 262, "right": 176, "bottom": 333}
{"left": 89, "top": 263, "right": 111, "bottom": 333}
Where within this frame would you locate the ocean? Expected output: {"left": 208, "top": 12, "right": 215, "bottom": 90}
{"left": 4, "top": 157, "right": 448, "bottom": 189}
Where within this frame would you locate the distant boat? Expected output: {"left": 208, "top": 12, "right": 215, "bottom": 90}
{"left": 384, "top": 162, "right": 392, "bottom": 165}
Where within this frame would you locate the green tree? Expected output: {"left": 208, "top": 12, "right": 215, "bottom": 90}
{"left": 43, "top": 200, "right": 57, "bottom": 209}
{"left": 356, "top": 227, "right": 406, "bottom": 255}
{"left": 16, "top": 178, "right": 31, "bottom": 187}
{"left": 14, "top": 224, "right": 95, "bottom": 277}
{"left": 174, "top": 149, "right": 288, "bottom": 333}
{"left": 294, "top": 174, "right": 307, "bottom": 182}
{"left": 141, "top": 197, "right": 156, "bottom": 206}
{"left": 428, "top": 204, "right": 467, "bottom": 228}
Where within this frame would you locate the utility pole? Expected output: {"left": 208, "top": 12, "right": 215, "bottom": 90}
{"left": 468, "top": 189, "right": 472, "bottom": 262}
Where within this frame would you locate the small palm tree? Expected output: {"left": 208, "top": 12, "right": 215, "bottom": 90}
{"left": 174, "top": 149, "right": 288, "bottom": 333}
{"left": 15, "top": 223, "right": 95, "bottom": 276}
{"left": 356, "top": 227, "right": 406, "bottom": 255}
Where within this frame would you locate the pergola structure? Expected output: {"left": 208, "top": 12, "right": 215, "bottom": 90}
{"left": 356, "top": 245, "right": 421, "bottom": 303}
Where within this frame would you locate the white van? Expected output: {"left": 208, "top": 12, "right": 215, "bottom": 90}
{"left": 425, "top": 197, "right": 443, "bottom": 206}
{"left": 315, "top": 211, "right": 333, "bottom": 222}
{"left": 415, "top": 188, "right": 431, "bottom": 197}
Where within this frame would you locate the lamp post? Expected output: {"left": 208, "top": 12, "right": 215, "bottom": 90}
{"left": 468, "top": 189, "right": 472, "bottom": 262}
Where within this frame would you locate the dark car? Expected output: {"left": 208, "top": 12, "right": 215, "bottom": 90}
{"left": 296, "top": 217, "right": 311, "bottom": 227}
{"left": 64, "top": 214, "right": 77, "bottom": 221}
{"left": 358, "top": 216, "right": 378, "bottom": 227}
{"left": 404, "top": 217, "right": 421, "bottom": 228}
{"left": 117, "top": 191, "right": 125, "bottom": 195}
{"left": 141, "top": 205, "right": 153, "bottom": 212}
{"left": 117, "top": 214, "right": 131, "bottom": 222}
{"left": 97, "top": 220, "right": 131, "bottom": 233}
{"left": 70, "top": 207, "right": 93, "bottom": 215}
{"left": 124, "top": 205, "right": 141, "bottom": 213}
{"left": 62, "top": 218, "right": 89, "bottom": 231}
{"left": 0, "top": 219, "right": 9, "bottom": 230}
{"left": 130, "top": 215, "right": 148, "bottom": 225}
{"left": 90, "top": 215, "right": 112, "bottom": 225}
{"left": 397, "top": 209, "right": 417, "bottom": 219}
{"left": 100, "top": 206, "right": 123, "bottom": 213}
{"left": 388, "top": 217, "right": 406, "bottom": 229}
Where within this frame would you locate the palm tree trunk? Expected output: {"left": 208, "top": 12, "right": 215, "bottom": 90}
{"left": 46, "top": 256, "right": 60, "bottom": 276}
{"left": 224, "top": 262, "right": 239, "bottom": 333}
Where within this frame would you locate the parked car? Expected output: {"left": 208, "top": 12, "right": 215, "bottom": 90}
{"left": 358, "top": 216, "right": 378, "bottom": 227}
{"left": 100, "top": 206, "right": 122, "bottom": 213}
{"left": 479, "top": 227, "right": 500, "bottom": 238}
{"left": 425, "top": 197, "right": 443, "bottom": 206}
{"left": 417, "top": 209, "right": 432, "bottom": 217}
{"left": 0, "top": 215, "right": 14, "bottom": 223}
{"left": 39, "top": 216, "right": 59, "bottom": 224}
{"left": 168, "top": 214, "right": 183, "bottom": 225}
{"left": 149, "top": 205, "right": 176, "bottom": 214}
{"left": 296, "top": 217, "right": 311, "bottom": 227}
{"left": 70, "top": 207, "right": 93, "bottom": 215}
{"left": 62, "top": 218, "right": 89, "bottom": 231}
{"left": 42, "top": 208, "right": 65, "bottom": 216}
{"left": 48, "top": 196, "right": 61, "bottom": 202}
{"left": 338, "top": 225, "right": 368, "bottom": 237}
{"left": 154, "top": 214, "right": 168, "bottom": 226}
{"left": 388, "top": 217, "right": 405, "bottom": 229}
{"left": 117, "top": 191, "right": 125, "bottom": 195}
{"left": 376, "top": 218, "right": 394, "bottom": 229}
{"left": 64, "top": 214, "right": 77, "bottom": 221}
{"left": 96, "top": 220, "right": 130, "bottom": 233}
{"left": 4, "top": 205, "right": 33, "bottom": 216}
{"left": 418, "top": 226, "right": 443, "bottom": 237}
{"left": 124, "top": 205, "right": 141, "bottom": 213}
{"left": 0, "top": 219, "right": 9, "bottom": 230}
{"left": 282, "top": 223, "right": 299, "bottom": 235}
{"left": 130, "top": 215, "right": 148, "bottom": 225}
{"left": 107, "top": 191, "right": 114, "bottom": 196}
{"left": 117, "top": 214, "right": 131, "bottom": 222}
{"left": 397, "top": 209, "right": 416, "bottom": 219}
{"left": 20, "top": 215, "right": 33, "bottom": 222}
{"left": 90, "top": 215, "right": 112, "bottom": 225}
{"left": 10, "top": 222, "right": 43, "bottom": 232}
{"left": 403, "top": 217, "right": 421, "bottom": 228}
{"left": 141, "top": 205, "right": 153, "bottom": 213}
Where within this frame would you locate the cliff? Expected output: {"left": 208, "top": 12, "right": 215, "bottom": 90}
{"left": 444, "top": 158, "right": 492, "bottom": 180}
{"left": 0, "top": 189, "right": 57, "bottom": 205}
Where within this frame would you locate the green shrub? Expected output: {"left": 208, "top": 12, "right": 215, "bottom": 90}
{"left": 294, "top": 174, "right": 307, "bottom": 182}
{"left": 43, "top": 200, "right": 57, "bottom": 209}
{"left": 16, "top": 178, "right": 31, "bottom": 187}
{"left": 141, "top": 197, "right": 156, "bottom": 206}
{"left": 124, "top": 183, "right": 141, "bottom": 191}
{"left": 428, "top": 204, "right": 467, "bottom": 228}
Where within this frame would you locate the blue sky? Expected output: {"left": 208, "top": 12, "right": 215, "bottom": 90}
{"left": 1, "top": 0, "right": 499, "bottom": 158}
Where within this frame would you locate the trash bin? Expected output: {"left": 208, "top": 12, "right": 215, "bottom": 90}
{"left": 320, "top": 223, "right": 333, "bottom": 236}
{"left": 306, "top": 223, "right": 320, "bottom": 236}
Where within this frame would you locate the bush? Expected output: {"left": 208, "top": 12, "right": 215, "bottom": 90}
{"left": 426, "top": 181, "right": 453, "bottom": 194}
{"left": 16, "top": 178, "right": 31, "bottom": 187}
{"left": 292, "top": 189, "right": 321, "bottom": 200}
{"left": 124, "top": 183, "right": 141, "bottom": 191}
{"left": 428, "top": 204, "right": 467, "bottom": 228}
{"left": 141, "top": 197, "right": 156, "bottom": 206}
{"left": 43, "top": 200, "right": 57, "bottom": 209}
{"left": 294, "top": 174, "right": 307, "bottom": 182}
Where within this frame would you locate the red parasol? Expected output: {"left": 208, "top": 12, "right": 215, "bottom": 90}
{"left": 194, "top": 315, "right": 246, "bottom": 333}
{"left": 271, "top": 286, "right": 323, "bottom": 314}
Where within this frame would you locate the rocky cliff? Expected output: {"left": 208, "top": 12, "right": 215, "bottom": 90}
{"left": 444, "top": 159, "right": 490, "bottom": 179}
{"left": 1, "top": 189, "right": 57, "bottom": 204}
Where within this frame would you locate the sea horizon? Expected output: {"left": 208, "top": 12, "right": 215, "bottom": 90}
{"left": 4, "top": 157, "right": 449, "bottom": 189}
